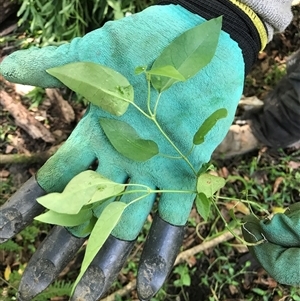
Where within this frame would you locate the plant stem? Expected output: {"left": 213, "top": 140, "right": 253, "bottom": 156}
{"left": 211, "top": 197, "right": 265, "bottom": 246}
{"left": 128, "top": 75, "right": 197, "bottom": 174}
{"left": 120, "top": 187, "right": 196, "bottom": 207}
{"left": 147, "top": 74, "right": 153, "bottom": 116}
{"left": 153, "top": 92, "right": 162, "bottom": 116}
{"left": 151, "top": 117, "right": 197, "bottom": 175}
{"left": 122, "top": 184, "right": 196, "bottom": 196}
{"left": 127, "top": 101, "right": 151, "bottom": 119}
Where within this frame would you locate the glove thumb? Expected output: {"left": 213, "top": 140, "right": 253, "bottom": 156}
{"left": 242, "top": 203, "right": 300, "bottom": 286}
{"left": 0, "top": 42, "right": 80, "bottom": 87}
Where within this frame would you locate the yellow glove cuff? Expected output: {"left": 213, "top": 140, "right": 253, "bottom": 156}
{"left": 228, "top": 0, "right": 268, "bottom": 50}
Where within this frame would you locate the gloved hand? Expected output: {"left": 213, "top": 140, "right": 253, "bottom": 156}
{"left": 242, "top": 203, "right": 300, "bottom": 286}
{"left": 0, "top": 4, "right": 245, "bottom": 301}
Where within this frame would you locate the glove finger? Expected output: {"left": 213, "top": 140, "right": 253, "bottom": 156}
{"left": 158, "top": 189, "right": 196, "bottom": 226}
{"left": 109, "top": 177, "right": 156, "bottom": 241}
{"left": 0, "top": 176, "right": 45, "bottom": 243}
{"left": 137, "top": 214, "right": 185, "bottom": 300}
{"left": 136, "top": 191, "right": 195, "bottom": 300}
{"left": 137, "top": 193, "right": 195, "bottom": 300}
{"left": 0, "top": 45, "right": 77, "bottom": 87}
{"left": 71, "top": 177, "right": 155, "bottom": 299}
{"left": 17, "top": 226, "right": 85, "bottom": 301}
{"left": 71, "top": 235, "right": 135, "bottom": 301}
{"left": 37, "top": 111, "right": 97, "bottom": 193}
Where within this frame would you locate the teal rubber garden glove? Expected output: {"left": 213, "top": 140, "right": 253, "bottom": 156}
{"left": 0, "top": 1, "right": 267, "bottom": 300}
{"left": 243, "top": 203, "right": 300, "bottom": 286}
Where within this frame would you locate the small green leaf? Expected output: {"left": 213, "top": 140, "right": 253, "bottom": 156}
{"left": 72, "top": 201, "right": 127, "bottom": 293}
{"left": 147, "top": 65, "right": 185, "bottom": 81}
{"left": 252, "top": 288, "right": 267, "bottom": 296}
{"left": 134, "top": 66, "right": 147, "bottom": 75}
{"left": 197, "top": 173, "right": 225, "bottom": 198}
{"left": 34, "top": 208, "right": 93, "bottom": 227}
{"left": 150, "top": 16, "right": 222, "bottom": 92}
{"left": 47, "top": 62, "right": 133, "bottom": 116}
{"left": 193, "top": 108, "right": 228, "bottom": 145}
{"left": 195, "top": 192, "right": 211, "bottom": 221}
{"left": 100, "top": 118, "right": 159, "bottom": 161}
{"left": 36, "top": 171, "right": 125, "bottom": 214}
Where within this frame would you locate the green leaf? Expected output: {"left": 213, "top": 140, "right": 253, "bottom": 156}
{"left": 47, "top": 62, "right": 133, "bottom": 116}
{"left": 147, "top": 65, "right": 185, "bottom": 81}
{"left": 193, "top": 108, "right": 228, "bottom": 145}
{"left": 197, "top": 173, "right": 225, "bottom": 198}
{"left": 34, "top": 208, "right": 93, "bottom": 227}
{"left": 150, "top": 16, "right": 222, "bottom": 92}
{"left": 134, "top": 66, "right": 147, "bottom": 75}
{"left": 195, "top": 192, "right": 211, "bottom": 221}
{"left": 100, "top": 118, "right": 159, "bottom": 161}
{"left": 36, "top": 171, "right": 125, "bottom": 214}
{"left": 252, "top": 288, "right": 267, "bottom": 296}
{"left": 72, "top": 201, "right": 127, "bottom": 293}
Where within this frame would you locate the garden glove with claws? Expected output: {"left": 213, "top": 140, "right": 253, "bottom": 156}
{"left": 0, "top": 1, "right": 275, "bottom": 300}
{"left": 242, "top": 203, "right": 300, "bottom": 286}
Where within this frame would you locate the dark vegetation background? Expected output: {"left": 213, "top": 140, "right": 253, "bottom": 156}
{"left": 0, "top": 1, "right": 300, "bottom": 300}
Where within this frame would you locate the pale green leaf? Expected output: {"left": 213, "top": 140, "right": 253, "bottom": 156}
{"left": 36, "top": 171, "right": 125, "bottom": 214}
{"left": 100, "top": 118, "right": 159, "bottom": 161}
{"left": 195, "top": 193, "right": 211, "bottom": 221}
{"left": 197, "top": 173, "right": 225, "bottom": 198}
{"left": 72, "top": 201, "right": 127, "bottom": 293}
{"left": 47, "top": 62, "right": 133, "bottom": 116}
{"left": 193, "top": 108, "right": 228, "bottom": 145}
{"left": 34, "top": 208, "right": 93, "bottom": 227}
{"left": 150, "top": 16, "right": 222, "bottom": 92}
{"left": 134, "top": 66, "right": 147, "bottom": 75}
{"left": 147, "top": 65, "right": 185, "bottom": 81}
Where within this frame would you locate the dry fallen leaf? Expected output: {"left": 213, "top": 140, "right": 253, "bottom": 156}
{"left": 272, "top": 177, "right": 284, "bottom": 194}
{"left": 0, "top": 169, "right": 10, "bottom": 178}
{"left": 225, "top": 200, "right": 250, "bottom": 215}
{"left": 272, "top": 206, "right": 286, "bottom": 214}
{"left": 288, "top": 161, "right": 300, "bottom": 169}
{"left": 4, "top": 265, "right": 11, "bottom": 281}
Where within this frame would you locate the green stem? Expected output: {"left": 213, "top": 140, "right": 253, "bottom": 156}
{"left": 122, "top": 184, "right": 196, "bottom": 195}
{"left": 153, "top": 92, "right": 162, "bottom": 116}
{"left": 129, "top": 75, "right": 196, "bottom": 174}
{"left": 151, "top": 117, "right": 197, "bottom": 175}
{"left": 158, "top": 153, "right": 184, "bottom": 159}
{"left": 216, "top": 196, "right": 270, "bottom": 216}
{"left": 122, "top": 188, "right": 196, "bottom": 207}
{"left": 147, "top": 74, "right": 153, "bottom": 116}
{"left": 211, "top": 197, "right": 265, "bottom": 246}
{"left": 127, "top": 100, "right": 151, "bottom": 119}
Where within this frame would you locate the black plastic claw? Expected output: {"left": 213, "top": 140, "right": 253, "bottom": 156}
{"left": 17, "top": 226, "right": 85, "bottom": 301}
{"left": 71, "top": 234, "right": 135, "bottom": 301}
{"left": 137, "top": 215, "right": 185, "bottom": 301}
{"left": 0, "top": 176, "right": 45, "bottom": 243}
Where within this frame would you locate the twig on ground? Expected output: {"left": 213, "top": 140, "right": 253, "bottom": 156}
{"left": 0, "top": 88, "right": 55, "bottom": 143}
{"left": 174, "top": 229, "right": 241, "bottom": 265}
{"left": 46, "top": 88, "right": 75, "bottom": 124}
{"left": 101, "top": 229, "right": 242, "bottom": 301}
{"left": 0, "top": 144, "right": 61, "bottom": 165}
